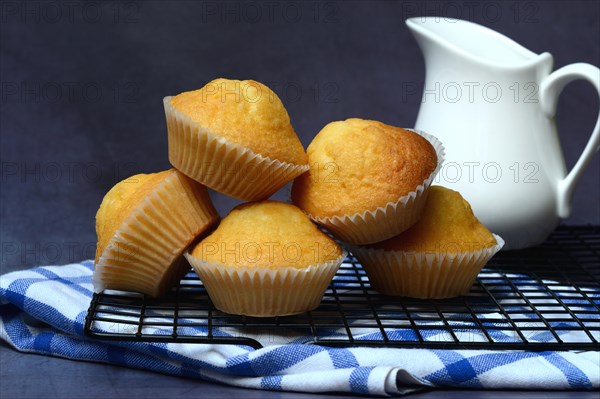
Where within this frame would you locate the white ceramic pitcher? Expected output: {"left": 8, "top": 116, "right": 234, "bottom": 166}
{"left": 406, "top": 17, "right": 600, "bottom": 250}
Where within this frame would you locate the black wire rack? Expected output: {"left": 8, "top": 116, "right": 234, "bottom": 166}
{"left": 85, "top": 225, "right": 600, "bottom": 351}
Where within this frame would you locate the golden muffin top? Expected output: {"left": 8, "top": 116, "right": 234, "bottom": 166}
{"left": 291, "top": 118, "right": 437, "bottom": 217}
{"left": 372, "top": 186, "right": 497, "bottom": 253}
{"left": 191, "top": 200, "right": 342, "bottom": 269}
{"left": 95, "top": 170, "right": 174, "bottom": 263}
{"left": 170, "top": 78, "right": 308, "bottom": 166}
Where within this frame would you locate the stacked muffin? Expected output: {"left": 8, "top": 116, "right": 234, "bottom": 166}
{"left": 291, "top": 118, "right": 503, "bottom": 299}
{"left": 93, "top": 169, "right": 219, "bottom": 297}
{"left": 93, "top": 79, "right": 344, "bottom": 317}
{"left": 164, "top": 79, "right": 309, "bottom": 201}
{"left": 345, "top": 186, "right": 504, "bottom": 298}
{"left": 186, "top": 201, "right": 343, "bottom": 317}
{"left": 94, "top": 77, "right": 503, "bottom": 316}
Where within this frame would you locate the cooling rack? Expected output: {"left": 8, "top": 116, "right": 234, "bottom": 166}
{"left": 85, "top": 225, "right": 600, "bottom": 350}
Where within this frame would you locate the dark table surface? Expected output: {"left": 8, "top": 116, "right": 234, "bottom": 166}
{"left": 2, "top": 1, "right": 599, "bottom": 398}
{"left": 2, "top": 343, "right": 598, "bottom": 399}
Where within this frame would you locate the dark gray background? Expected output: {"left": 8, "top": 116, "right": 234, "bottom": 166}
{"left": 1, "top": 0, "right": 599, "bottom": 273}
{"left": 1, "top": 1, "right": 599, "bottom": 398}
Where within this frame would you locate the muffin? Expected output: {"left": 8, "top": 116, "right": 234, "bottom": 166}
{"left": 93, "top": 169, "right": 219, "bottom": 297}
{"left": 292, "top": 118, "right": 443, "bottom": 244}
{"left": 349, "top": 186, "right": 504, "bottom": 298}
{"left": 164, "top": 78, "right": 309, "bottom": 201}
{"left": 185, "top": 200, "right": 344, "bottom": 317}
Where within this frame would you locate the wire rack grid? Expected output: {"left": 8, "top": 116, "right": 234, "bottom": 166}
{"left": 85, "top": 226, "right": 600, "bottom": 351}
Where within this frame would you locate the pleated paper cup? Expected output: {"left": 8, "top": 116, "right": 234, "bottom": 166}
{"left": 93, "top": 171, "right": 220, "bottom": 297}
{"left": 185, "top": 252, "right": 346, "bottom": 317}
{"left": 164, "top": 96, "right": 309, "bottom": 201}
{"left": 349, "top": 235, "right": 504, "bottom": 298}
{"left": 308, "top": 130, "right": 445, "bottom": 245}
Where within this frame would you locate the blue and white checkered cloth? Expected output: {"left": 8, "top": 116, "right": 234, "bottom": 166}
{"left": 1, "top": 261, "right": 598, "bottom": 396}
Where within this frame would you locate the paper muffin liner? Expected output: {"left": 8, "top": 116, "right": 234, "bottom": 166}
{"left": 93, "top": 171, "right": 219, "bottom": 297}
{"left": 184, "top": 252, "right": 346, "bottom": 317}
{"left": 164, "top": 96, "right": 309, "bottom": 201}
{"left": 349, "top": 235, "right": 504, "bottom": 298}
{"left": 308, "top": 130, "right": 445, "bottom": 245}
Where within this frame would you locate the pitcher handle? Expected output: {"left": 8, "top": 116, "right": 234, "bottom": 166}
{"left": 539, "top": 63, "right": 600, "bottom": 218}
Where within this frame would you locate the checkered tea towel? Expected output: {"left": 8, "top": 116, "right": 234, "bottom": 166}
{"left": 1, "top": 261, "right": 598, "bottom": 396}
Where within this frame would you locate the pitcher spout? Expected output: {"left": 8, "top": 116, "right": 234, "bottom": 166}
{"left": 406, "top": 17, "right": 550, "bottom": 69}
